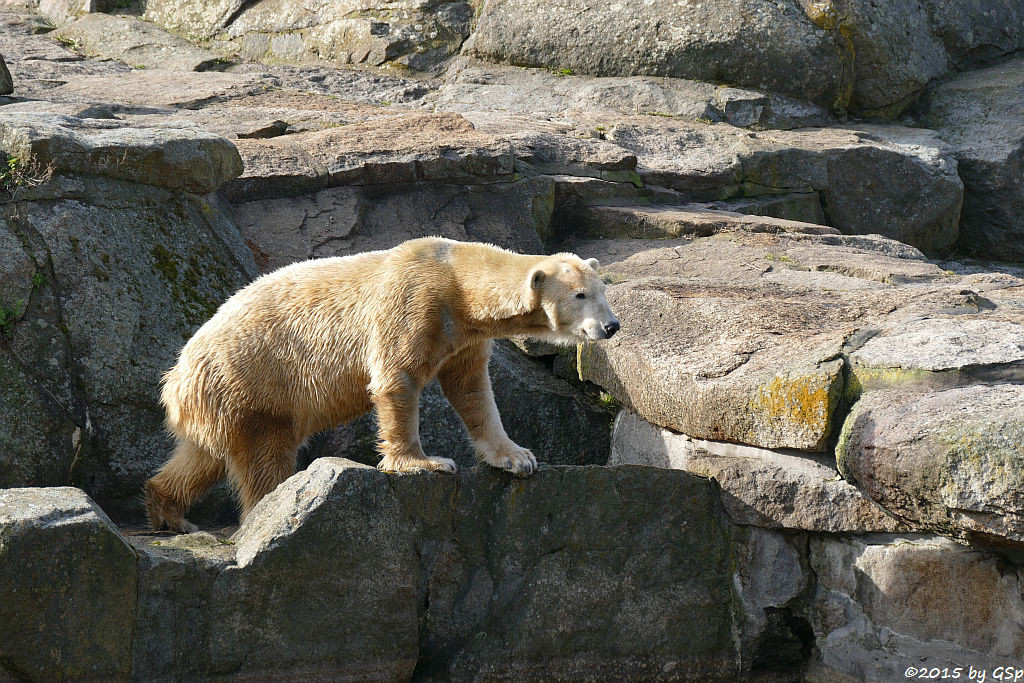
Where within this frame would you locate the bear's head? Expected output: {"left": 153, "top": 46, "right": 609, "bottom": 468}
{"left": 527, "top": 255, "right": 620, "bottom": 345}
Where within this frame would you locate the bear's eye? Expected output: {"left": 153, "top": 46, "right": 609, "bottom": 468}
{"left": 575, "top": 292, "right": 586, "bottom": 300}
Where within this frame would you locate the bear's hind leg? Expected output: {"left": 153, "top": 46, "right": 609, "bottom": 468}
{"left": 146, "top": 439, "right": 225, "bottom": 533}
{"left": 225, "top": 418, "right": 301, "bottom": 520}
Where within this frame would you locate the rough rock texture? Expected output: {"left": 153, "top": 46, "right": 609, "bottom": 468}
{"left": 143, "top": 0, "right": 474, "bottom": 73}
{"left": 0, "top": 487, "right": 137, "bottom": 680}
{"left": 847, "top": 317, "right": 1024, "bottom": 397}
{"left": 127, "top": 459, "right": 740, "bottom": 680}
{"left": 0, "top": 113, "right": 243, "bottom": 193}
{"left": 228, "top": 112, "right": 554, "bottom": 263}
{"left": 832, "top": 0, "right": 1024, "bottom": 116}
{"left": 224, "top": 112, "right": 513, "bottom": 197}
{"left": 838, "top": 385, "right": 1024, "bottom": 545}
{"left": 432, "top": 59, "right": 834, "bottom": 130}
{"left": 915, "top": 57, "right": 1024, "bottom": 260}
{"left": 0, "top": 115, "right": 257, "bottom": 515}
{"left": 573, "top": 232, "right": 968, "bottom": 452}
{"left": 809, "top": 534, "right": 1024, "bottom": 680}
{"left": 603, "top": 121, "right": 963, "bottom": 254}
{"left": 465, "top": 0, "right": 1024, "bottom": 116}
{"left": 610, "top": 410, "right": 903, "bottom": 533}
{"left": 0, "top": 53, "right": 11, "bottom": 96}
{"left": 315, "top": 342, "right": 611, "bottom": 471}
{"left": 464, "top": 0, "right": 847, "bottom": 110}
{"left": 53, "top": 13, "right": 231, "bottom": 72}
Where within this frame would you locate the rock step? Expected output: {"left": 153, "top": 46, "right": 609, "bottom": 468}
{"left": 571, "top": 233, "right": 1020, "bottom": 454}
{"left": 52, "top": 13, "right": 229, "bottom": 73}
{"left": 566, "top": 202, "right": 837, "bottom": 241}
{"left": 838, "top": 384, "right": 1024, "bottom": 546}
{"left": 610, "top": 409, "right": 903, "bottom": 534}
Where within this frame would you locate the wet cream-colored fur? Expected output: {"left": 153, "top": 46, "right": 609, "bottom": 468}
{"left": 146, "top": 237, "right": 619, "bottom": 532}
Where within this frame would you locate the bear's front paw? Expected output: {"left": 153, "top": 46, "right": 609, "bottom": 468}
{"left": 427, "top": 455, "right": 458, "bottom": 474}
{"left": 378, "top": 454, "right": 458, "bottom": 474}
{"left": 482, "top": 443, "right": 537, "bottom": 477}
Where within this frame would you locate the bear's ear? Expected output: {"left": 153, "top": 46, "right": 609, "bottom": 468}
{"left": 585, "top": 257, "right": 600, "bottom": 271}
{"left": 528, "top": 265, "right": 547, "bottom": 291}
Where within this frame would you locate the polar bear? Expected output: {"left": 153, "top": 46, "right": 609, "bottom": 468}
{"left": 145, "top": 237, "right": 620, "bottom": 532}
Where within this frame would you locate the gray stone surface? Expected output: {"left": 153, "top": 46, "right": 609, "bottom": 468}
{"left": 565, "top": 204, "right": 838, "bottom": 241}
{"left": 224, "top": 112, "right": 514, "bottom": 200}
{"left": 53, "top": 13, "right": 231, "bottom": 72}
{"left": 0, "top": 53, "right": 11, "bottom": 95}
{"left": 605, "top": 120, "right": 963, "bottom": 254}
{"left": 847, "top": 317, "right": 1024, "bottom": 398}
{"left": 233, "top": 175, "right": 551, "bottom": 269}
{"left": 464, "top": 0, "right": 847, "bottom": 110}
{"left": 573, "top": 232, "right": 966, "bottom": 452}
{"left": 838, "top": 385, "right": 1024, "bottom": 545}
{"left": 610, "top": 409, "right": 903, "bottom": 533}
{"left": 831, "top": 0, "right": 1024, "bottom": 116}
{"left": 0, "top": 487, "right": 137, "bottom": 680}
{"left": 128, "top": 459, "right": 740, "bottom": 679}
{"left": 0, "top": 164, "right": 257, "bottom": 515}
{"left": 0, "top": 112, "right": 243, "bottom": 193}
{"left": 0, "top": 8, "right": 133, "bottom": 102}
{"left": 915, "top": 57, "right": 1024, "bottom": 260}
{"left": 143, "top": 0, "right": 473, "bottom": 73}
{"left": 732, "top": 527, "right": 815, "bottom": 673}
{"left": 808, "top": 534, "right": 1024, "bottom": 680}
{"left": 432, "top": 59, "right": 834, "bottom": 130}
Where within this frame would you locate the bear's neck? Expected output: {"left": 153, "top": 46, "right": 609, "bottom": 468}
{"left": 453, "top": 248, "right": 545, "bottom": 333}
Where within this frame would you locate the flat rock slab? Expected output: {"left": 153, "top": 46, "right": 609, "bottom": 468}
{"left": 0, "top": 10, "right": 133, "bottom": 100}
{"left": 610, "top": 410, "right": 903, "bottom": 533}
{"left": 225, "top": 112, "right": 514, "bottom": 200}
{"left": 569, "top": 204, "right": 839, "bottom": 241}
{"left": 36, "top": 68, "right": 273, "bottom": 110}
{"left": 0, "top": 487, "right": 137, "bottom": 680}
{"left": 53, "top": 13, "right": 230, "bottom": 72}
{"left": 848, "top": 317, "right": 1024, "bottom": 396}
{"left": 0, "top": 112, "right": 243, "bottom": 193}
{"left": 838, "top": 385, "right": 1024, "bottom": 546}
{"left": 574, "top": 232, "right": 966, "bottom": 451}
{"left": 432, "top": 60, "right": 832, "bottom": 130}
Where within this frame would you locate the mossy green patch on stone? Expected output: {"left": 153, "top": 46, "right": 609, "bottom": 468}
{"left": 845, "top": 365, "right": 942, "bottom": 403}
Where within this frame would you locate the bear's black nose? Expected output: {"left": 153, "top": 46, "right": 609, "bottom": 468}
{"left": 604, "top": 320, "right": 620, "bottom": 338}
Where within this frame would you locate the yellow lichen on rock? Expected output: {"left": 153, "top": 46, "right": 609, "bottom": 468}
{"left": 750, "top": 368, "right": 839, "bottom": 448}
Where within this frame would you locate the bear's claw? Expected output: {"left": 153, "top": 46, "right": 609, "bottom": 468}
{"left": 484, "top": 443, "right": 537, "bottom": 477}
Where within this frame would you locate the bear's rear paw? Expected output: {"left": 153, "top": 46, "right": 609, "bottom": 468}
{"left": 481, "top": 443, "right": 537, "bottom": 477}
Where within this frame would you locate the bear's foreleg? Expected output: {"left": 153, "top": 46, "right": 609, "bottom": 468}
{"left": 437, "top": 340, "right": 537, "bottom": 476}
{"left": 146, "top": 438, "right": 225, "bottom": 533}
{"left": 373, "top": 372, "right": 457, "bottom": 474}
